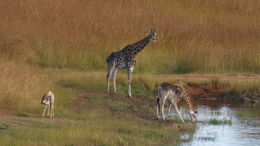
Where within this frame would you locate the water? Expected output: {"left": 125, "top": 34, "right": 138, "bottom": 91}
{"left": 174, "top": 101, "right": 260, "bottom": 146}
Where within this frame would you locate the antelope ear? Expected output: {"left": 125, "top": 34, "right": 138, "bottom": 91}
{"left": 151, "top": 28, "right": 155, "bottom": 33}
{"left": 151, "top": 28, "right": 154, "bottom": 33}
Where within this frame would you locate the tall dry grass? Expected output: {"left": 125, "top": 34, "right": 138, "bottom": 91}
{"left": 0, "top": 0, "right": 259, "bottom": 73}
{"left": 0, "top": 60, "right": 49, "bottom": 112}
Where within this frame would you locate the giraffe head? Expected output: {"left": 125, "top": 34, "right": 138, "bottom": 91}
{"left": 189, "top": 110, "right": 197, "bottom": 124}
{"left": 148, "top": 28, "right": 156, "bottom": 42}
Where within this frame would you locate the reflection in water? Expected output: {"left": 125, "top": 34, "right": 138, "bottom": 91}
{"left": 175, "top": 101, "right": 260, "bottom": 146}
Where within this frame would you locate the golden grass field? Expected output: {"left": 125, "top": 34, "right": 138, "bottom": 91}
{"left": 0, "top": 0, "right": 259, "bottom": 145}
{"left": 1, "top": 0, "right": 259, "bottom": 73}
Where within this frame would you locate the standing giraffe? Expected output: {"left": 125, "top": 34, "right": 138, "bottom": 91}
{"left": 156, "top": 82, "right": 196, "bottom": 124}
{"left": 106, "top": 29, "right": 156, "bottom": 98}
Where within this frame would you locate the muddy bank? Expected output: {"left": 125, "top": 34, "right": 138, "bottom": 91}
{"left": 184, "top": 82, "right": 260, "bottom": 104}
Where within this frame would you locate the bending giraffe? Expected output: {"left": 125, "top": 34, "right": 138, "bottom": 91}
{"left": 156, "top": 82, "right": 196, "bottom": 124}
{"left": 106, "top": 29, "right": 156, "bottom": 98}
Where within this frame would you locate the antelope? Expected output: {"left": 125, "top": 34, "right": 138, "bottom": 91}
{"left": 41, "top": 91, "right": 55, "bottom": 118}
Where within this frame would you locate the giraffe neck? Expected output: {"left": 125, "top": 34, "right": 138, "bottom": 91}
{"left": 183, "top": 94, "right": 194, "bottom": 112}
{"left": 187, "top": 99, "right": 193, "bottom": 112}
{"left": 131, "top": 35, "right": 151, "bottom": 56}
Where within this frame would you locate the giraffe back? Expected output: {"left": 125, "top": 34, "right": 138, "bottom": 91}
{"left": 158, "top": 82, "right": 192, "bottom": 104}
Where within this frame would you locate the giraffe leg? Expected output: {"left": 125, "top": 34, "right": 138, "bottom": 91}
{"left": 127, "top": 67, "right": 134, "bottom": 98}
{"left": 161, "top": 97, "right": 167, "bottom": 122}
{"left": 107, "top": 64, "right": 115, "bottom": 92}
{"left": 42, "top": 105, "right": 47, "bottom": 117}
{"left": 112, "top": 67, "right": 118, "bottom": 93}
{"left": 156, "top": 104, "right": 159, "bottom": 120}
{"left": 168, "top": 102, "right": 173, "bottom": 115}
{"left": 156, "top": 98, "right": 160, "bottom": 120}
{"left": 174, "top": 103, "right": 185, "bottom": 124}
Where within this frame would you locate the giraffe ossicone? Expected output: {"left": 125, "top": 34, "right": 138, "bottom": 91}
{"left": 106, "top": 29, "right": 156, "bottom": 98}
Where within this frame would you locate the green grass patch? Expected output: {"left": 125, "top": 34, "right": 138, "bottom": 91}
{"left": 0, "top": 75, "right": 191, "bottom": 145}
{"left": 207, "top": 119, "right": 232, "bottom": 125}
{"left": 236, "top": 111, "right": 254, "bottom": 120}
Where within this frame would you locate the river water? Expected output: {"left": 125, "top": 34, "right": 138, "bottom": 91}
{"left": 174, "top": 101, "right": 260, "bottom": 146}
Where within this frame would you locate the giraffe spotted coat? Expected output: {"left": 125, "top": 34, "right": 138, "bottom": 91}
{"left": 106, "top": 31, "right": 153, "bottom": 69}
{"left": 156, "top": 82, "right": 196, "bottom": 123}
{"left": 106, "top": 29, "right": 156, "bottom": 98}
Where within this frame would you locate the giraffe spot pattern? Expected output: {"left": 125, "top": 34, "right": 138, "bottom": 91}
{"left": 106, "top": 32, "right": 155, "bottom": 70}
{"left": 158, "top": 82, "right": 194, "bottom": 111}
